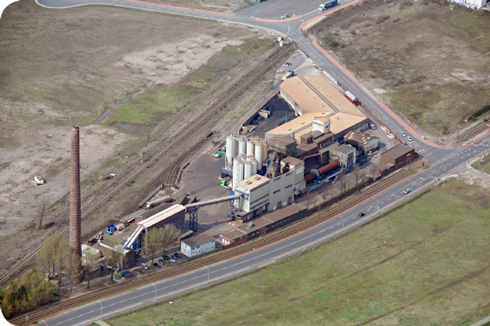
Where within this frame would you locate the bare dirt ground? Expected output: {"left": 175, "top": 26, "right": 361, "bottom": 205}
{"left": 312, "top": 0, "right": 490, "bottom": 137}
{"left": 146, "top": 0, "right": 250, "bottom": 13}
{"left": 0, "top": 0, "right": 281, "bottom": 276}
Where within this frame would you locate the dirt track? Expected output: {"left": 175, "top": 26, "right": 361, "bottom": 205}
{"left": 0, "top": 0, "right": 279, "bottom": 275}
{"left": 312, "top": 0, "right": 490, "bottom": 137}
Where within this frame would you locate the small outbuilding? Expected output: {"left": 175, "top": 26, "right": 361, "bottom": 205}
{"left": 344, "top": 131, "right": 379, "bottom": 154}
{"left": 380, "top": 144, "right": 416, "bottom": 170}
{"left": 181, "top": 233, "right": 216, "bottom": 258}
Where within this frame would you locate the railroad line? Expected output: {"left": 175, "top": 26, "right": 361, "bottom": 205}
{"left": 9, "top": 167, "right": 412, "bottom": 326}
{"left": 0, "top": 44, "right": 294, "bottom": 286}
{"left": 457, "top": 121, "right": 490, "bottom": 143}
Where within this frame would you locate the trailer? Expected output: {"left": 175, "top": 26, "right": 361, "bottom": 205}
{"left": 319, "top": 0, "right": 337, "bottom": 11}
{"left": 344, "top": 90, "right": 360, "bottom": 106}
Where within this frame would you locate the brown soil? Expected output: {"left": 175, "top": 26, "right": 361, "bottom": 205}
{"left": 312, "top": 0, "right": 490, "bottom": 136}
{"left": 0, "top": 0, "right": 281, "bottom": 276}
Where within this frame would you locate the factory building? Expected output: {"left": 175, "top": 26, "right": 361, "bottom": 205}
{"left": 180, "top": 233, "right": 216, "bottom": 258}
{"left": 380, "top": 144, "right": 417, "bottom": 170}
{"left": 343, "top": 131, "right": 379, "bottom": 155}
{"left": 331, "top": 144, "right": 356, "bottom": 169}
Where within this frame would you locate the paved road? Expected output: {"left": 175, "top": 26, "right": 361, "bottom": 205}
{"left": 30, "top": 0, "right": 490, "bottom": 324}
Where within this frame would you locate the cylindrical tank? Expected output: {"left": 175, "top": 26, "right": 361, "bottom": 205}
{"left": 246, "top": 155, "right": 254, "bottom": 163}
{"left": 244, "top": 162, "right": 253, "bottom": 179}
{"left": 144, "top": 196, "right": 172, "bottom": 209}
{"left": 239, "top": 138, "right": 247, "bottom": 155}
{"left": 233, "top": 158, "right": 240, "bottom": 189}
{"left": 226, "top": 136, "right": 237, "bottom": 166}
{"left": 252, "top": 160, "right": 258, "bottom": 174}
{"left": 238, "top": 160, "right": 245, "bottom": 183}
{"left": 247, "top": 141, "right": 255, "bottom": 157}
{"left": 262, "top": 143, "right": 268, "bottom": 165}
{"left": 255, "top": 143, "right": 263, "bottom": 170}
{"left": 304, "top": 160, "right": 340, "bottom": 183}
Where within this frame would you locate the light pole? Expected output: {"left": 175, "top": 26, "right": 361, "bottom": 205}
{"left": 152, "top": 283, "right": 157, "bottom": 302}
{"left": 96, "top": 300, "right": 102, "bottom": 317}
{"left": 205, "top": 265, "right": 210, "bottom": 282}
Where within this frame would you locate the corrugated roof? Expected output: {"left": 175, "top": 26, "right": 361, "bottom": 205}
{"left": 221, "top": 228, "right": 247, "bottom": 241}
{"left": 261, "top": 205, "right": 301, "bottom": 223}
{"left": 181, "top": 233, "right": 215, "bottom": 247}
{"left": 138, "top": 204, "right": 185, "bottom": 229}
{"left": 334, "top": 144, "right": 356, "bottom": 154}
{"left": 280, "top": 76, "right": 366, "bottom": 117}
{"left": 281, "top": 156, "right": 303, "bottom": 166}
{"left": 344, "top": 131, "right": 377, "bottom": 145}
{"left": 381, "top": 144, "right": 415, "bottom": 159}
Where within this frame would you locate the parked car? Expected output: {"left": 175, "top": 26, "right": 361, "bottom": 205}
{"left": 214, "top": 153, "right": 221, "bottom": 158}
{"left": 283, "top": 62, "right": 291, "bottom": 66}
{"left": 276, "top": 69, "right": 284, "bottom": 73}
{"left": 174, "top": 253, "right": 181, "bottom": 259}
{"left": 358, "top": 212, "right": 365, "bottom": 217}
{"left": 158, "top": 259, "right": 165, "bottom": 265}
{"left": 407, "top": 136, "right": 413, "bottom": 142}
{"left": 295, "top": 50, "right": 301, "bottom": 55}
{"left": 371, "top": 123, "right": 377, "bottom": 130}
{"left": 141, "top": 263, "right": 149, "bottom": 270}
{"left": 163, "top": 255, "right": 171, "bottom": 261}
{"left": 169, "top": 259, "right": 177, "bottom": 263}
{"left": 401, "top": 132, "right": 407, "bottom": 137}
{"left": 153, "top": 263, "right": 161, "bottom": 269}
{"left": 171, "top": 253, "right": 179, "bottom": 260}
{"left": 404, "top": 188, "right": 412, "bottom": 194}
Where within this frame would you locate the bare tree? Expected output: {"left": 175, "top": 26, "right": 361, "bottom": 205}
{"left": 54, "top": 241, "right": 69, "bottom": 293}
{"left": 36, "top": 233, "right": 69, "bottom": 278}
{"left": 351, "top": 167, "right": 365, "bottom": 192}
{"left": 369, "top": 163, "right": 380, "bottom": 178}
{"left": 38, "top": 196, "right": 49, "bottom": 229}
{"left": 84, "top": 252, "right": 101, "bottom": 289}
{"left": 68, "top": 253, "right": 83, "bottom": 294}
{"left": 320, "top": 187, "right": 330, "bottom": 210}
{"left": 161, "top": 224, "right": 180, "bottom": 258}
{"left": 144, "top": 228, "right": 165, "bottom": 267}
{"left": 304, "top": 190, "right": 315, "bottom": 211}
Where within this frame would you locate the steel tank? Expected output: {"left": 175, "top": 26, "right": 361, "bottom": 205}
{"left": 244, "top": 162, "right": 253, "bottom": 179}
{"left": 247, "top": 141, "right": 255, "bottom": 157}
{"left": 252, "top": 160, "right": 258, "bottom": 174}
{"left": 226, "top": 136, "right": 238, "bottom": 166}
{"left": 232, "top": 158, "right": 240, "bottom": 189}
{"left": 238, "top": 160, "right": 245, "bottom": 183}
{"left": 254, "top": 143, "right": 263, "bottom": 170}
{"left": 238, "top": 138, "right": 247, "bottom": 155}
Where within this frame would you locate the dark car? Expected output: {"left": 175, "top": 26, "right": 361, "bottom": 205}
{"left": 174, "top": 253, "right": 181, "bottom": 259}
{"left": 158, "top": 259, "right": 165, "bottom": 265}
{"left": 358, "top": 212, "right": 365, "bottom": 217}
{"left": 153, "top": 263, "right": 161, "bottom": 269}
{"left": 171, "top": 253, "right": 180, "bottom": 260}
{"left": 163, "top": 255, "right": 171, "bottom": 261}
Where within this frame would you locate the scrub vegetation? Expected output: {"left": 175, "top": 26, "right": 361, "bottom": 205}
{"left": 312, "top": 0, "right": 490, "bottom": 136}
{"left": 107, "top": 181, "right": 490, "bottom": 326}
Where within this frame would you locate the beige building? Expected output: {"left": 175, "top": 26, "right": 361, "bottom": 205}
{"left": 273, "top": 75, "right": 369, "bottom": 141}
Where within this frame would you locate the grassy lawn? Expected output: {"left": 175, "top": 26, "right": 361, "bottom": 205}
{"left": 472, "top": 154, "right": 490, "bottom": 175}
{"left": 106, "top": 181, "right": 490, "bottom": 326}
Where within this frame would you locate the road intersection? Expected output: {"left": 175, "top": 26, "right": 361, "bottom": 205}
{"left": 28, "top": 0, "right": 490, "bottom": 324}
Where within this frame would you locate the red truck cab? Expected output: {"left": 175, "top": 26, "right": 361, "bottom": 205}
{"left": 344, "top": 91, "right": 360, "bottom": 106}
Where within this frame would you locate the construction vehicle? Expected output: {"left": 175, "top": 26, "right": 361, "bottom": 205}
{"left": 319, "top": 0, "right": 337, "bottom": 11}
{"left": 220, "top": 180, "right": 229, "bottom": 189}
{"left": 344, "top": 90, "right": 360, "bottom": 106}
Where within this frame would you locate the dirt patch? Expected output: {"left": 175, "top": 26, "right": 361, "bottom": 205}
{"left": 0, "top": 0, "right": 280, "bottom": 276}
{"left": 312, "top": 0, "right": 490, "bottom": 136}
{"left": 145, "top": 0, "right": 250, "bottom": 13}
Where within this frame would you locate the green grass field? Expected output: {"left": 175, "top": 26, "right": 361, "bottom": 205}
{"left": 107, "top": 181, "right": 490, "bottom": 326}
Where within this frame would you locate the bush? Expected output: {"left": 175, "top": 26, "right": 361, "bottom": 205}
{"left": 125, "top": 180, "right": 135, "bottom": 186}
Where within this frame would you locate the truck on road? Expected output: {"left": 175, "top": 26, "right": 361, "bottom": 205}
{"left": 319, "top": 0, "right": 337, "bottom": 11}
{"left": 344, "top": 90, "right": 360, "bottom": 106}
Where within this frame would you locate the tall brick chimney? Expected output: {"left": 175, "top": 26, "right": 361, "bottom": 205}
{"left": 70, "top": 126, "right": 83, "bottom": 284}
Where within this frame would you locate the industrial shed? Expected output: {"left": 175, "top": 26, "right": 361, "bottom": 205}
{"left": 181, "top": 233, "right": 216, "bottom": 258}
{"left": 344, "top": 131, "right": 379, "bottom": 154}
{"left": 380, "top": 144, "right": 416, "bottom": 170}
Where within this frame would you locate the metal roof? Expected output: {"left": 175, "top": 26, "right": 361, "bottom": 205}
{"left": 138, "top": 204, "right": 185, "bottom": 229}
{"left": 344, "top": 131, "right": 377, "bottom": 145}
{"left": 281, "top": 156, "right": 303, "bottom": 166}
{"left": 236, "top": 174, "right": 270, "bottom": 190}
{"left": 181, "top": 233, "right": 215, "bottom": 247}
{"left": 381, "top": 144, "right": 415, "bottom": 159}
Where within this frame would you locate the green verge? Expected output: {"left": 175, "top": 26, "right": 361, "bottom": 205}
{"left": 472, "top": 154, "right": 490, "bottom": 175}
{"left": 106, "top": 181, "right": 490, "bottom": 326}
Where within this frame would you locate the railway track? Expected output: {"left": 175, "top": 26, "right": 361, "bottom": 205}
{"left": 457, "top": 121, "right": 490, "bottom": 143}
{"left": 0, "top": 44, "right": 294, "bottom": 287}
{"left": 9, "top": 167, "right": 412, "bottom": 326}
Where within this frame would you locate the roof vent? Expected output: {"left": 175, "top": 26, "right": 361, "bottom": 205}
{"left": 295, "top": 82, "right": 299, "bottom": 84}
{"left": 312, "top": 79, "right": 315, "bottom": 82}
{"left": 303, "top": 89, "right": 307, "bottom": 92}
{"left": 344, "top": 109, "right": 346, "bottom": 112}
{"left": 320, "top": 105, "right": 324, "bottom": 107}
{"left": 336, "top": 102, "right": 339, "bottom": 105}
{"left": 328, "top": 95, "right": 331, "bottom": 97}
{"left": 321, "top": 112, "right": 325, "bottom": 115}
{"left": 313, "top": 116, "right": 317, "bottom": 118}
{"left": 320, "top": 87, "right": 323, "bottom": 90}
{"left": 246, "top": 181, "right": 252, "bottom": 185}
{"left": 311, "top": 97, "right": 315, "bottom": 100}
{"left": 301, "top": 122, "right": 305, "bottom": 125}
{"left": 254, "top": 176, "right": 261, "bottom": 180}
{"left": 287, "top": 129, "right": 292, "bottom": 131}
{"left": 247, "top": 222, "right": 254, "bottom": 228}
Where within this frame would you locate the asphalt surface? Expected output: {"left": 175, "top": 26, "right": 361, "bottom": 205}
{"left": 30, "top": 0, "right": 490, "bottom": 324}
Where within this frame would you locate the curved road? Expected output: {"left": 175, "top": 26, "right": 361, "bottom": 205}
{"left": 26, "top": 0, "right": 490, "bottom": 324}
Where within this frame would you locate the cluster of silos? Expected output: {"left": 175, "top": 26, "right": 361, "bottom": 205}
{"left": 232, "top": 154, "right": 259, "bottom": 188}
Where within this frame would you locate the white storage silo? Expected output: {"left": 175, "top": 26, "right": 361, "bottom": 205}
{"left": 226, "top": 136, "right": 236, "bottom": 166}
{"left": 252, "top": 160, "right": 258, "bottom": 174}
{"left": 238, "top": 138, "right": 247, "bottom": 155}
{"left": 232, "top": 158, "right": 240, "bottom": 190}
{"left": 262, "top": 142, "right": 268, "bottom": 165}
{"left": 255, "top": 143, "right": 263, "bottom": 170}
{"left": 238, "top": 160, "right": 245, "bottom": 183}
{"left": 244, "top": 162, "right": 253, "bottom": 179}
{"left": 247, "top": 141, "right": 255, "bottom": 157}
